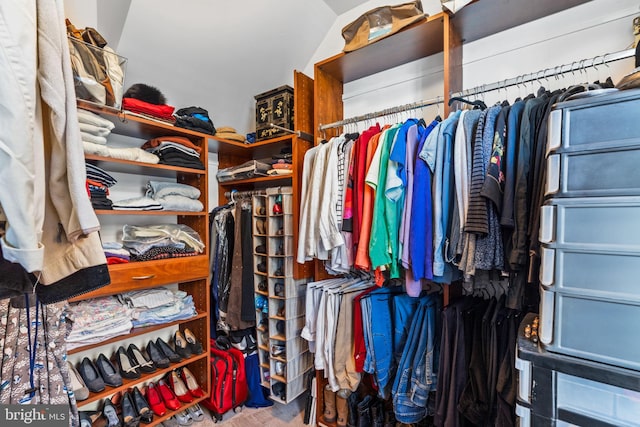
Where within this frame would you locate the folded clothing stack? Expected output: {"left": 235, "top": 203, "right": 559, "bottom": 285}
{"left": 267, "top": 145, "right": 293, "bottom": 176}
{"left": 141, "top": 136, "right": 205, "bottom": 170}
{"left": 86, "top": 163, "right": 117, "bottom": 209}
{"left": 216, "top": 159, "right": 271, "bottom": 182}
{"left": 146, "top": 180, "right": 203, "bottom": 212}
{"left": 112, "top": 196, "right": 163, "bottom": 211}
{"left": 118, "top": 287, "right": 197, "bottom": 328}
{"left": 78, "top": 109, "right": 115, "bottom": 145}
{"left": 103, "top": 241, "right": 130, "bottom": 265}
{"left": 65, "top": 296, "right": 134, "bottom": 350}
{"left": 215, "top": 126, "right": 247, "bottom": 143}
{"left": 122, "top": 97, "right": 176, "bottom": 123}
{"left": 174, "top": 106, "right": 216, "bottom": 135}
{"left": 122, "top": 224, "right": 205, "bottom": 261}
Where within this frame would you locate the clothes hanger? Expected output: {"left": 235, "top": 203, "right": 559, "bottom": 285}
{"left": 448, "top": 96, "right": 487, "bottom": 111}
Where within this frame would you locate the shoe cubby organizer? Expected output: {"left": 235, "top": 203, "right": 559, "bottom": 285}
{"left": 253, "top": 187, "right": 312, "bottom": 403}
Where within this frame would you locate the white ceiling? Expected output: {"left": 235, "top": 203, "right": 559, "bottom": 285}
{"left": 322, "top": 0, "right": 370, "bottom": 15}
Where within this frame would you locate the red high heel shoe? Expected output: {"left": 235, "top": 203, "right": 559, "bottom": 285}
{"left": 168, "top": 370, "right": 193, "bottom": 403}
{"left": 180, "top": 367, "right": 205, "bottom": 398}
{"left": 145, "top": 383, "right": 167, "bottom": 417}
{"left": 157, "top": 379, "right": 181, "bottom": 410}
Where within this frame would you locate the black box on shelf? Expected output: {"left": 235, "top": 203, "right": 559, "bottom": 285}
{"left": 255, "top": 85, "right": 294, "bottom": 141}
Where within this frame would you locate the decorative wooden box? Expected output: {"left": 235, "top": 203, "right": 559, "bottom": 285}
{"left": 255, "top": 85, "right": 294, "bottom": 141}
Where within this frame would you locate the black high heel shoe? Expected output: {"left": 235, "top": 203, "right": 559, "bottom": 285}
{"left": 121, "top": 391, "right": 138, "bottom": 427}
{"left": 102, "top": 397, "right": 122, "bottom": 427}
{"left": 115, "top": 346, "right": 140, "bottom": 379}
{"left": 183, "top": 328, "right": 204, "bottom": 355}
{"left": 146, "top": 340, "right": 170, "bottom": 369}
{"left": 173, "top": 331, "right": 192, "bottom": 359}
{"left": 132, "top": 386, "right": 153, "bottom": 424}
{"left": 127, "top": 343, "right": 156, "bottom": 374}
{"left": 156, "top": 337, "right": 182, "bottom": 363}
{"left": 95, "top": 353, "right": 123, "bottom": 387}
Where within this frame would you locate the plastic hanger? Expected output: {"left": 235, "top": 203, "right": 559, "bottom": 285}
{"left": 448, "top": 96, "right": 487, "bottom": 111}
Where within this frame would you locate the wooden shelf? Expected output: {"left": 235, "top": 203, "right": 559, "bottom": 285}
{"left": 245, "top": 134, "right": 293, "bottom": 148}
{"left": 218, "top": 174, "right": 292, "bottom": 186}
{"left": 315, "top": 13, "right": 446, "bottom": 83}
{"left": 85, "top": 154, "right": 206, "bottom": 176}
{"left": 96, "top": 210, "right": 206, "bottom": 216}
{"left": 76, "top": 352, "right": 208, "bottom": 407}
{"left": 68, "top": 256, "right": 210, "bottom": 301}
{"left": 67, "top": 311, "right": 207, "bottom": 355}
{"left": 451, "top": 0, "right": 591, "bottom": 44}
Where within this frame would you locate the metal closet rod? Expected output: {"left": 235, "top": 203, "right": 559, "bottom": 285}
{"left": 451, "top": 48, "right": 635, "bottom": 98}
{"left": 318, "top": 96, "right": 445, "bottom": 131}
{"left": 224, "top": 189, "right": 265, "bottom": 200}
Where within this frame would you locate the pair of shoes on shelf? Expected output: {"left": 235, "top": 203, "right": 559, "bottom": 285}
{"left": 257, "top": 280, "right": 267, "bottom": 292}
{"left": 275, "top": 243, "right": 285, "bottom": 256}
{"left": 271, "top": 344, "right": 286, "bottom": 358}
{"left": 174, "top": 403, "right": 205, "bottom": 425}
{"left": 76, "top": 353, "right": 123, "bottom": 395}
{"left": 255, "top": 219, "right": 266, "bottom": 234}
{"left": 256, "top": 261, "right": 267, "bottom": 273}
{"left": 115, "top": 344, "right": 155, "bottom": 380}
{"left": 109, "top": 386, "right": 154, "bottom": 426}
{"left": 275, "top": 361, "right": 286, "bottom": 377}
{"left": 256, "top": 206, "right": 266, "bottom": 216}
{"left": 274, "top": 282, "right": 285, "bottom": 297}
{"left": 272, "top": 381, "right": 286, "bottom": 401}
{"left": 146, "top": 380, "right": 180, "bottom": 416}
{"left": 255, "top": 244, "right": 267, "bottom": 254}
{"left": 174, "top": 329, "right": 203, "bottom": 359}
{"left": 276, "top": 301, "right": 285, "bottom": 318}
{"left": 166, "top": 367, "right": 206, "bottom": 403}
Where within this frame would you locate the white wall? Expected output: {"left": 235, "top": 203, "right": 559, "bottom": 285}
{"left": 304, "top": 0, "right": 640, "bottom": 130}
{"left": 65, "top": 0, "right": 337, "bottom": 134}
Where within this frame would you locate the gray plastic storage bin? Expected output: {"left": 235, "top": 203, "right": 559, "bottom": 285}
{"left": 545, "top": 145, "right": 640, "bottom": 198}
{"left": 517, "top": 313, "right": 640, "bottom": 427}
{"left": 539, "top": 286, "right": 640, "bottom": 371}
{"left": 539, "top": 196, "right": 640, "bottom": 250}
{"left": 546, "top": 88, "right": 640, "bottom": 157}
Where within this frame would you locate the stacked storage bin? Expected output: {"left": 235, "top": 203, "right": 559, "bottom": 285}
{"left": 517, "top": 89, "right": 640, "bottom": 425}
{"left": 516, "top": 313, "right": 640, "bottom": 426}
{"left": 253, "top": 187, "right": 312, "bottom": 404}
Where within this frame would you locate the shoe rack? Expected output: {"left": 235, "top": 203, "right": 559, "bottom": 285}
{"left": 253, "top": 187, "right": 313, "bottom": 404}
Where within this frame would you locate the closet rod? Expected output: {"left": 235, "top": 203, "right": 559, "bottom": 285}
{"left": 451, "top": 48, "right": 635, "bottom": 98}
{"left": 318, "top": 95, "right": 445, "bottom": 131}
{"left": 223, "top": 189, "right": 265, "bottom": 200}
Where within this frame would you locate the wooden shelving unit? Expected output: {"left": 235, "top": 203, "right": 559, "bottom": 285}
{"left": 73, "top": 100, "right": 214, "bottom": 423}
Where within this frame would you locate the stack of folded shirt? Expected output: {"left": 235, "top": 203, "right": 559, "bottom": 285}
{"left": 215, "top": 126, "right": 247, "bottom": 143}
{"left": 86, "top": 163, "right": 117, "bottom": 209}
{"left": 141, "top": 136, "right": 205, "bottom": 170}
{"left": 267, "top": 146, "right": 294, "bottom": 176}
{"left": 174, "top": 106, "right": 216, "bottom": 135}
{"left": 118, "top": 288, "right": 197, "bottom": 328}
{"left": 78, "top": 109, "right": 115, "bottom": 145}
{"left": 146, "top": 180, "right": 203, "bottom": 212}
{"left": 112, "top": 196, "right": 163, "bottom": 211}
{"left": 122, "top": 97, "right": 176, "bottom": 123}
{"left": 122, "top": 224, "right": 205, "bottom": 261}
{"left": 103, "top": 241, "right": 130, "bottom": 264}
{"left": 65, "top": 296, "right": 133, "bottom": 350}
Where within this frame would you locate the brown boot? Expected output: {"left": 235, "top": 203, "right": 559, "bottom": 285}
{"left": 336, "top": 389, "right": 350, "bottom": 427}
{"left": 323, "top": 385, "right": 337, "bottom": 423}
